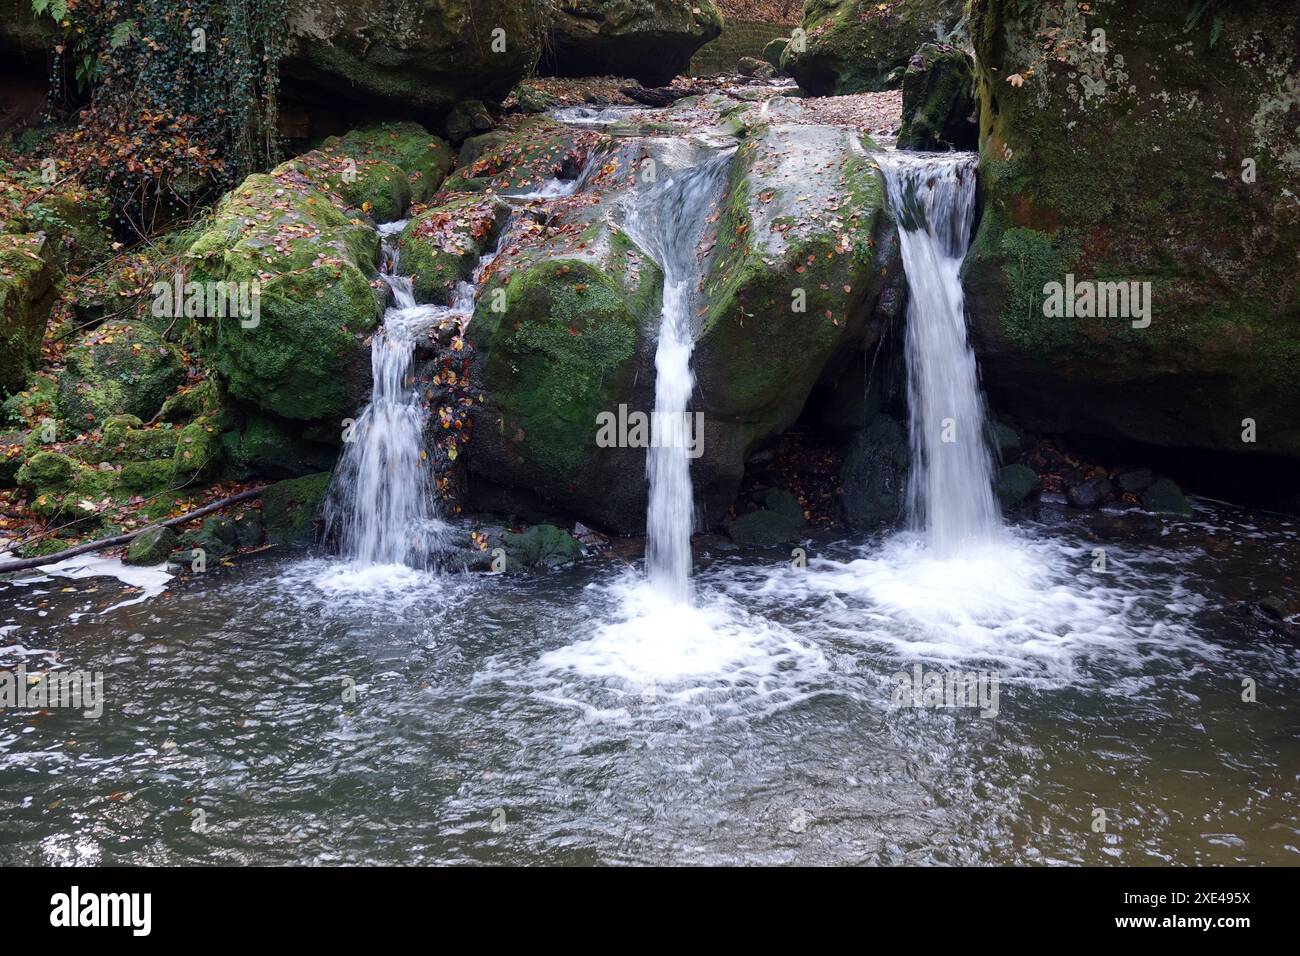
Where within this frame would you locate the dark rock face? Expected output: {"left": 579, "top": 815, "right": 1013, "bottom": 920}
{"left": 281, "top": 0, "right": 544, "bottom": 133}
{"left": 840, "top": 414, "right": 909, "bottom": 530}
{"left": 897, "top": 43, "right": 976, "bottom": 150}
{"left": 538, "top": 0, "right": 722, "bottom": 86}
{"left": 963, "top": 0, "right": 1300, "bottom": 484}
{"left": 786, "top": 0, "right": 967, "bottom": 95}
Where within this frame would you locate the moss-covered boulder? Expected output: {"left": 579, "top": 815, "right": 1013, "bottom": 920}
{"left": 320, "top": 122, "right": 455, "bottom": 208}
{"left": 262, "top": 471, "right": 331, "bottom": 546}
{"left": 539, "top": 0, "right": 723, "bottom": 86}
{"left": 468, "top": 208, "right": 663, "bottom": 532}
{"left": 398, "top": 193, "right": 510, "bottom": 303}
{"left": 56, "top": 320, "right": 185, "bottom": 426}
{"left": 694, "top": 122, "right": 901, "bottom": 515}
{"left": 787, "top": 0, "right": 966, "bottom": 95}
{"left": 186, "top": 162, "right": 382, "bottom": 423}
{"left": 994, "top": 462, "right": 1039, "bottom": 508}
{"left": 724, "top": 488, "right": 807, "bottom": 546}
{"left": 281, "top": 0, "right": 542, "bottom": 135}
{"left": 444, "top": 116, "right": 605, "bottom": 195}
{"left": 0, "top": 232, "right": 58, "bottom": 396}
{"left": 897, "top": 42, "right": 977, "bottom": 150}
{"left": 125, "top": 525, "right": 178, "bottom": 565}
{"left": 500, "top": 523, "right": 583, "bottom": 570}
{"left": 964, "top": 0, "right": 1300, "bottom": 475}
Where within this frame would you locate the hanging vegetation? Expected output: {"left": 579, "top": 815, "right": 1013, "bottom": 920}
{"left": 33, "top": 0, "right": 287, "bottom": 237}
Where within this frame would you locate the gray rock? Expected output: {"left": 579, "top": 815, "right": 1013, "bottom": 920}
{"left": 994, "top": 463, "right": 1039, "bottom": 508}
{"left": 1067, "top": 476, "right": 1113, "bottom": 510}
{"left": 1140, "top": 477, "right": 1192, "bottom": 517}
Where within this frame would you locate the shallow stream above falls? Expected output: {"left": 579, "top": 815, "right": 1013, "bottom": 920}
{"left": 0, "top": 499, "right": 1297, "bottom": 865}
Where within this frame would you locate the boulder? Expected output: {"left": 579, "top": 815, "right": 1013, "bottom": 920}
{"left": 694, "top": 121, "right": 901, "bottom": 520}
{"left": 1067, "top": 475, "right": 1112, "bottom": 510}
{"left": 738, "top": 56, "right": 776, "bottom": 80}
{"left": 724, "top": 488, "right": 807, "bottom": 546}
{"left": 1140, "top": 477, "right": 1192, "bottom": 517}
{"left": 261, "top": 472, "right": 331, "bottom": 546}
{"left": 281, "top": 0, "right": 543, "bottom": 134}
{"left": 897, "top": 42, "right": 976, "bottom": 150}
{"left": 0, "top": 232, "right": 57, "bottom": 395}
{"left": 762, "top": 37, "right": 788, "bottom": 71}
{"left": 786, "top": 0, "right": 966, "bottom": 95}
{"left": 994, "top": 462, "right": 1038, "bottom": 508}
{"left": 185, "top": 163, "right": 381, "bottom": 423}
{"left": 125, "top": 526, "right": 178, "bottom": 565}
{"left": 963, "top": 1, "right": 1300, "bottom": 477}
{"left": 56, "top": 320, "right": 185, "bottom": 426}
{"left": 539, "top": 0, "right": 722, "bottom": 86}
{"left": 499, "top": 523, "right": 583, "bottom": 570}
{"left": 398, "top": 193, "right": 511, "bottom": 303}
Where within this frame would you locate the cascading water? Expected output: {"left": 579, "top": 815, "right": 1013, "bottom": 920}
{"left": 879, "top": 152, "right": 1001, "bottom": 555}
{"left": 325, "top": 221, "right": 504, "bottom": 569}
{"left": 624, "top": 152, "right": 731, "bottom": 604}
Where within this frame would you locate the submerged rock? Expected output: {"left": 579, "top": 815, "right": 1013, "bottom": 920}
{"left": 786, "top": 0, "right": 966, "bottom": 95}
{"left": 725, "top": 488, "right": 807, "bottom": 546}
{"left": 897, "top": 43, "right": 976, "bottom": 151}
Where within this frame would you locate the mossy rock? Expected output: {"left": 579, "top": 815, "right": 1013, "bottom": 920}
{"left": 468, "top": 218, "right": 662, "bottom": 533}
{"left": 56, "top": 319, "right": 185, "bottom": 426}
{"left": 172, "top": 416, "right": 224, "bottom": 484}
{"left": 500, "top": 523, "right": 583, "bottom": 570}
{"left": 445, "top": 116, "right": 604, "bottom": 195}
{"left": 964, "top": 0, "right": 1300, "bottom": 468}
{"left": 788, "top": 0, "right": 966, "bottom": 95}
{"left": 159, "top": 380, "right": 224, "bottom": 424}
{"left": 220, "top": 413, "right": 338, "bottom": 480}
{"left": 16, "top": 449, "right": 75, "bottom": 488}
{"left": 725, "top": 488, "right": 808, "bottom": 546}
{"left": 0, "top": 232, "right": 58, "bottom": 396}
{"left": 994, "top": 463, "right": 1039, "bottom": 508}
{"left": 897, "top": 43, "right": 977, "bottom": 150}
{"left": 695, "top": 123, "right": 900, "bottom": 503}
{"left": 125, "top": 525, "right": 177, "bottom": 565}
{"left": 398, "top": 193, "right": 510, "bottom": 304}
{"left": 261, "top": 472, "right": 331, "bottom": 546}
{"left": 186, "top": 162, "right": 382, "bottom": 423}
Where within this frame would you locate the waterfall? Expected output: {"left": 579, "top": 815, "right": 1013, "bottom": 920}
{"left": 879, "top": 152, "right": 1001, "bottom": 554}
{"left": 624, "top": 152, "right": 731, "bottom": 604}
{"left": 325, "top": 221, "right": 499, "bottom": 568}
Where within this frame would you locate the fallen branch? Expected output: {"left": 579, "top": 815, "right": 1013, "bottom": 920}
{"left": 0, "top": 486, "right": 265, "bottom": 575}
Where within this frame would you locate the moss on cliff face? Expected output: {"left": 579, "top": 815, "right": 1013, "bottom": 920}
{"left": 965, "top": 0, "right": 1300, "bottom": 458}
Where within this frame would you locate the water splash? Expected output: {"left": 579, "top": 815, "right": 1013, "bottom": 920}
{"left": 879, "top": 151, "right": 1000, "bottom": 555}
{"left": 624, "top": 152, "right": 731, "bottom": 603}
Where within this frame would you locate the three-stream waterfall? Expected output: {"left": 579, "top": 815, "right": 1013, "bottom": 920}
{"left": 879, "top": 152, "right": 1001, "bottom": 554}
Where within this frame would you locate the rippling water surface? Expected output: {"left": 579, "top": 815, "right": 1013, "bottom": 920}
{"left": 1, "top": 502, "right": 1297, "bottom": 865}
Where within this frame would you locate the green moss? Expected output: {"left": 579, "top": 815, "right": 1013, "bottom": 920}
{"left": 261, "top": 471, "right": 331, "bottom": 546}
{"left": 56, "top": 319, "right": 185, "bottom": 426}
